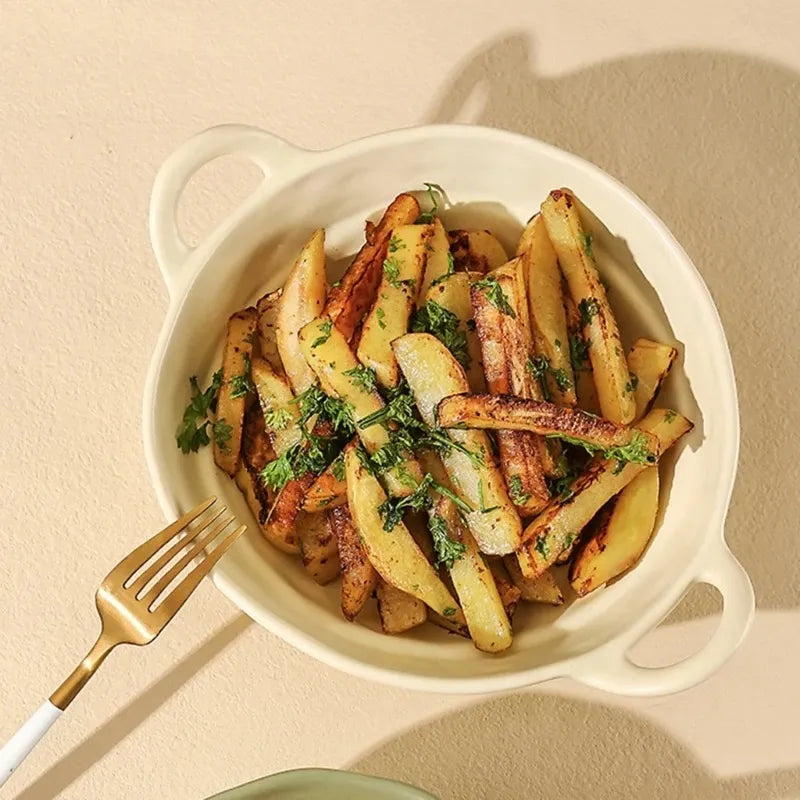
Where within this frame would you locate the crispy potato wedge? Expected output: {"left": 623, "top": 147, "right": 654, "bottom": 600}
{"left": 263, "top": 473, "right": 314, "bottom": 551}
{"left": 437, "top": 394, "right": 659, "bottom": 454}
{"left": 296, "top": 510, "right": 340, "bottom": 585}
{"left": 448, "top": 229, "right": 508, "bottom": 273}
{"left": 299, "top": 316, "right": 422, "bottom": 497}
{"left": 324, "top": 193, "right": 420, "bottom": 341}
{"left": 517, "top": 408, "right": 692, "bottom": 578}
{"left": 418, "top": 217, "right": 452, "bottom": 301}
{"left": 376, "top": 580, "right": 427, "bottom": 634}
{"left": 486, "top": 558, "right": 522, "bottom": 620}
{"left": 357, "top": 223, "right": 433, "bottom": 387}
{"left": 519, "top": 215, "right": 577, "bottom": 407}
{"left": 328, "top": 504, "right": 378, "bottom": 621}
{"left": 392, "top": 333, "right": 522, "bottom": 555}
{"left": 234, "top": 465, "right": 299, "bottom": 554}
{"left": 432, "top": 493, "right": 513, "bottom": 652}
{"left": 301, "top": 451, "right": 348, "bottom": 512}
{"left": 250, "top": 356, "right": 302, "bottom": 457}
{"left": 627, "top": 338, "right": 678, "bottom": 418}
{"left": 256, "top": 289, "right": 284, "bottom": 374}
{"left": 276, "top": 229, "right": 327, "bottom": 393}
{"left": 242, "top": 402, "right": 276, "bottom": 473}
{"left": 471, "top": 271, "right": 550, "bottom": 513}
{"left": 504, "top": 556, "right": 564, "bottom": 605}
{"left": 345, "top": 447, "right": 464, "bottom": 621}
{"left": 541, "top": 189, "right": 634, "bottom": 423}
{"left": 567, "top": 338, "right": 678, "bottom": 592}
{"left": 569, "top": 467, "right": 660, "bottom": 596}
{"left": 213, "top": 307, "right": 258, "bottom": 476}
{"left": 423, "top": 272, "right": 486, "bottom": 394}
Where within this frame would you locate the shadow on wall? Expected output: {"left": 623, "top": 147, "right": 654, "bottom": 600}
{"left": 352, "top": 693, "right": 800, "bottom": 800}
{"left": 427, "top": 37, "right": 800, "bottom": 617}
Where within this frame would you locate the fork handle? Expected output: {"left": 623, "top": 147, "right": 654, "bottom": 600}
{"left": 0, "top": 701, "right": 61, "bottom": 787}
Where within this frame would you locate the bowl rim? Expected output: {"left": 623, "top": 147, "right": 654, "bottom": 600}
{"left": 143, "top": 122, "right": 751, "bottom": 696}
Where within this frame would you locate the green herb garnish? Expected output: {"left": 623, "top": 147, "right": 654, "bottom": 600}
{"left": 578, "top": 297, "right": 600, "bottom": 328}
{"left": 546, "top": 429, "right": 656, "bottom": 465}
{"left": 478, "top": 480, "right": 500, "bottom": 513}
{"left": 311, "top": 319, "right": 333, "bottom": 348}
{"left": 211, "top": 419, "right": 233, "bottom": 453}
{"left": 534, "top": 537, "right": 550, "bottom": 559}
{"left": 344, "top": 364, "right": 377, "bottom": 393}
{"left": 263, "top": 406, "right": 292, "bottom": 431}
{"left": 388, "top": 235, "right": 406, "bottom": 253}
{"left": 665, "top": 409, "right": 677, "bottom": 423}
{"left": 625, "top": 373, "right": 639, "bottom": 394}
{"left": 229, "top": 353, "right": 254, "bottom": 399}
{"left": 331, "top": 453, "right": 346, "bottom": 481}
{"left": 581, "top": 232, "right": 594, "bottom": 259}
{"left": 430, "top": 251, "right": 456, "bottom": 288}
{"left": 569, "top": 333, "right": 591, "bottom": 372}
{"left": 376, "top": 307, "right": 387, "bottom": 329}
{"left": 508, "top": 475, "right": 531, "bottom": 506}
{"left": 442, "top": 606, "right": 457, "bottom": 617}
{"left": 176, "top": 370, "right": 224, "bottom": 453}
{"left": 416, "top": 182, "right": 445, "bottom": 224}
{"left": 473, "top": 275, "right": 516, "bottom": 317}
{"left": 410, "top": 300, "right": 470, "bottom": 370}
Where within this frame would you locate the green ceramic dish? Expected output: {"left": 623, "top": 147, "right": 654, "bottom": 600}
{"left": 205, "top": 768, "right": 439, "bottom": 800}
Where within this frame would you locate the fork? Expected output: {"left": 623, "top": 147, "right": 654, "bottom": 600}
{"left": 0, "top": 496, "right": 245, "bottom": 788}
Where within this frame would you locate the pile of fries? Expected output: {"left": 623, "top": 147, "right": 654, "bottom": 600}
{"left": 177, "top": 185, "right": 693, "bottom": 653}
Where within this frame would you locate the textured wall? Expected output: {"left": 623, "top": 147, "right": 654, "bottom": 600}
{"left": 1, "top": 1, "right": 799, "bottom": 798}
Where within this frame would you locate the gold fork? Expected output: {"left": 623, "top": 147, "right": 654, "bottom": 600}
{"left": 0, "top": 497, "right": 245, "bottom": 788}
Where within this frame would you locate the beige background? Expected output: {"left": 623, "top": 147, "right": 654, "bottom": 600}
{"left": 2, "top": 1, "right": 800, "bottom": 798}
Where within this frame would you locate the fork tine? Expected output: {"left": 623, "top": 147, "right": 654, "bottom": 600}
{"left": 128, "top": 505, "right": 227, "bottom": 595}
{"left": 141, "top": 516, "right": 236, "bottom": 606}
{"left": 154, "top": 524, "right": 247, "bottom": 619}
{"left": 108, "top": 497, "right": 217, "bottom": 583}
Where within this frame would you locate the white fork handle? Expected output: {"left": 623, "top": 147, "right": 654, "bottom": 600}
{"left": 0, "top": 701, "right": 62, "bottom": 787}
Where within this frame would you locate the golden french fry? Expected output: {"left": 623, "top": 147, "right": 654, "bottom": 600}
{"left": 255, "top": 289, "right": 285, "bottom": 374}
{"left": 448, "top": 229, "right": 508, "bottom": 273}
{"left": 418, "top": 217, "right": 452, "bottom": 300}
{"left": 296, "top": 510, "right": 340, "bottom": 585}
{"left": 328, "top": 504, "right": 378, "bottom": 621}
{"left": 504, "top": 556, "right": 564, "bottom": 605}
{"left": 376, "top": 580, "right": 427, "bottom": 634}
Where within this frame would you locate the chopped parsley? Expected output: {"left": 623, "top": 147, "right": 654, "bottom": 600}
{"left": 478, "top": 480, "right": 500, "bottom": 513}
{"left": 416, "top": 182, "right": 445, "bottom": 224}
{"left": 569, "top": 333, "right": 591, "bottom": 372}
{"left": 311, "top": 319, "right": 333, "bottom": 348}
{"left": 578, "top": 297, "right": 600, "bottom": 328}
{"left": 430, "top": 251, "right": 456, "bottom": 288}
{"left": 176, "top": 370, "right": 224, "bottom": 453}
{"left": 534, "top": 537, "right": 550, "bottom": 559}
{"left": 263, "top": 406, "right": 293, "bottom": 431}
{"left": 546, "top": 429, "right": 656, "bottom": 465}
{"left": 581, "top": 232, "right": 594, "bottom": 259}
{"left": 344, "top": 364, "right": 377, "bottom": 393}
{"left": 388, "top": 235, "right": 406, "bottom": 253}
{"left": 211, "top": 419, "right": 233, "bottom": 453}
{"left": 382, "top": 256, "right": 403, "bottom": 288}
{"left": 527, "top": 355, "right": 552, "bottom": 402}
{"left": 473, "top": 275, "right": 516, "bottom": 317}
{"left": 376, "top": 307, "right": 387, "bottom": 329}
{"left": 428, "top": 515, "right": 467, "bottom": 569}
{"left": 508, "top": 474, "right": 531, "bottom": 506}
{"left": 331, "top": 453, "right": 346, "bottom": 481}
{"left": 410, "top": 300, "right": 470, "bottom": 370}
{"left": 442, "top": 606, "right": 457, "bottom": 617}
{"left": 625, "top": 373, "right": 639, "bottom": 394}
{"left": 229, "top": 353, "right": 254, "bottom": 399}
{"left": 665, "top": 409, "right": 677, "bottom": 423}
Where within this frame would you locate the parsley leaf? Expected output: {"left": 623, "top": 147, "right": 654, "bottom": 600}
{"left": 477, "top": 480, "right": 500, "bottom": 513}
{"left": 428, "top": 514, "right": 467, "bottom": 569}
{"left": 376, "top": 307, "right": 387, "bottom": 329}
{"left": 546, "top": 429, "right": 656, "bottom": 465}
{"left": 311, "top": 319, "right": 333, "bottom": 348}
{"left": 473, "top": 275, "right": 516, "bottom": 317}
{"left": 665, "top": 409, "right": 677, "bottom": 423}
{"left": 430, "top": 251, "right": 456, "bottom": 288}
{"left": 229, "top": 353, "right": 254, "bottom": 399}
{"left": 263, "top": 406, "right": 292, "bottom": 431}
{"left": 176, "top": 370, "right": 224, "bottom": 453}
{"left": 578, "top": 297, "right": 600, "bottom": 328}
{"left": 526, "top": 355, "right": 552, "bottom": 402}
{"left": 416, "top": 181, "right": 446, "bottom": 224}
{"left": 581, "top": 232, "right": 594, "bottom": 259}
{"left": 211, "top": 418, "right": 233, "bottom": 453}
{"left": 625, "top": 373, "right": 639, "bottom": 394}
{"left": 388, "top": 235, "right": 406, "bottom": 253}
{"left": 344, "top": 364, "right": 377, "bottom": 393}
{"left": 410, "top": 301, "right": 470, "bottom": 370}
{"left": 508, "top": 474, "right": 531, "bottom": 505}
{"left": 331, "top": 452, "right": 346, "bottom": 481}
{"left": 569, "top": 333, "right": 591, "bottom": 372}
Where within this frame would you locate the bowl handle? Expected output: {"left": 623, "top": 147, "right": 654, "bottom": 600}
{"left": 571, "top": 541, "right": 754, "bottom": 696}
{"left": 148, "top": 124, "right": 305, "bottom": 296}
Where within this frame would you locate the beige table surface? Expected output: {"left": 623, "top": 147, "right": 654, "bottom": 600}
{"left": 2, "top": 2, "right": 800, "bottom": 798}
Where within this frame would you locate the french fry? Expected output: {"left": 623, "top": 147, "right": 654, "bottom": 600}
{"left": 517, "top": 408, "right": 692, "bottom": 579}
{"left": 418, "top": 218, "right": 452, "bottom": 300}
{"left": 250, "top": 357, "right": 302, "bottom": 457}
{"left": 431, "top": 489, "right": 513, "bottom": 653}
{"left": 486, "top": 558, "right": 522, "bottom": 620}
{"left": 233, "top": 465, "right": 299, "bottom": 554}
{"left": 263, "top": 473, "right": 315, "bottom": 551}
{"left": 570, "top": 467, "right": 660, "bottom": 596}
{"left": 276, "top": 229, "right": 327, "bottom": 393}
{"left": 242, "top": 402, "right": 275, "bottom": 473}
{"left": 357, "top": 223, "right": 433, "bottom": 387}
{"left": 519, "top": 215, "right": 577, "bottom": 407}
{"left": 392, "top": 333, "right": 523, "bottom": 555}
{"left": 345, "top": 447, "right": 465, "bottom": 622}
{"left": 627, "top": 338, "right": 678, "bottom": 418}
{"left": 328, "top": 504, "right": 377, "bottom": 621}
{"left": 213, "top": 307, "right": 258, "bottom": 476}
{"left": 541, "top": 189, "right": 634, "bottom": 423}
{"left": 301, "top": 451, "right": 348, "bottom": 512}
{"left": 448, "top": 229, "right": 508, "bottom": 273}
{"left": 504, "top": 556, "right": 564, "bottom": 605}
{"left": 471, "top": 270, "right": 551, "bottom": 511}
{"left": 296, "top": 510, "right": 340, "bottom": 585}
{"left": 437, "top": 394, "right": 659, "bottom": 455}
{"left": 299, "top": 316, "right": 423, "bottom": 497}
{"left": 423, "top": 272, "right": 486, "bottom": 394}
{"left": 376, "top": 580, "right": 427, "bottom": 634}
{"left": 255, "top": 289, "right": 284, "bottom": 374}
{"left": 564, "top": 291, "right": 600, "bottom": 414}
{"left": 324, "top": 193, "right": 419, "bottom": 341}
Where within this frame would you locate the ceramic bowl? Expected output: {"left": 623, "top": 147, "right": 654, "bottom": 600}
{"left": 143, "top": 123, "right": 753, "bottom": 696}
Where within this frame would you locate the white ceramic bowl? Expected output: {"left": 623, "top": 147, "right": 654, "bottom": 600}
{"left": 143, "top": 123, "right": 753, "bottom": 696}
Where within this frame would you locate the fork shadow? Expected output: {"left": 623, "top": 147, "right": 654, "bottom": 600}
{"left": 427, "top": 35, "right": 800, "bottom": 618}
{"left": 13, "top": 615, "right": 252, "bottom": 800}
{"left": 351, "top": 693, "right": 800, "bottom": 799}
